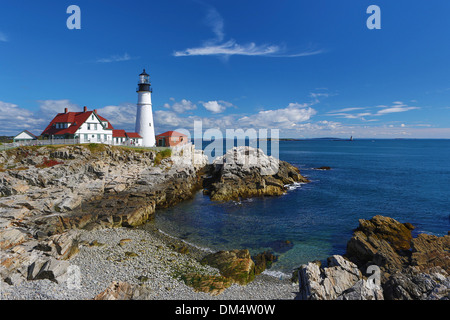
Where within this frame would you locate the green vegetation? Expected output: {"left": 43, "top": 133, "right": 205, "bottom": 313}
{"left": 86, "top": 143, "right": 107, "bottom": 153}
{"left": 0, "top": 136, "right": 13, "bottom": 144}
{"left": 154, "top": 148, "right": 172, "bottom": 165}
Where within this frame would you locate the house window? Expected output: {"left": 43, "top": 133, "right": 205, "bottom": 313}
{"left": 84, "top": 134, "right": 88, "bottom": 141}
{"left": 91, "top": 115, "right": 94, "bottom": 120}
{"left": 97, "top": 134, "right": 101, "bottom": 141}
{"left": 149, "top": 123, "right": 152, "bottom": 127}
{"left": 87, "top": 124, "right": 91, "bottom": 130}
{"left": 104, "top": 134, "right": 107, "bottom": 140}
{"left": 94, "top": 123, "right": 98, "bottom": 130}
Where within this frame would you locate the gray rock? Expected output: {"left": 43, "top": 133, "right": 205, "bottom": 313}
{"left": 337, "top": 279, "right": 384, "bottom": 300}
{"left": 27, "top": 257, "right": 71, "bottom": 284}
{"left": 298, "top": 256, "right": 363, "bottom": 300}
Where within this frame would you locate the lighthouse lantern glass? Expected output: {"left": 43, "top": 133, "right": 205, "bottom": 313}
{"left": 140, "top": 74, "right": 149, "bottom": 84}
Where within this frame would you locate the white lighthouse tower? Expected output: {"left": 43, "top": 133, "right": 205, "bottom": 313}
{"left": 135, "top": 69, "right": 156, "bottom": 147}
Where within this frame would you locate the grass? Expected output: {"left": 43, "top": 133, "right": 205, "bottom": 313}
{"left": 154, "top": 148, "right": 172, "bottom": 165}
{"left": 86, "top": 143, "right": 107, "bottom": 153}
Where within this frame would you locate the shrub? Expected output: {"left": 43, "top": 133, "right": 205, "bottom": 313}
{"left": 154, "top": 148, "right": 172, "bottom": 165}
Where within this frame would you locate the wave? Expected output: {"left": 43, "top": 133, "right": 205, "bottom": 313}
{"left": 285, "top": 181, "right": 307, "bottom": 191}
{"left": 261, "top": 269, "right": 292, "bottom": 280}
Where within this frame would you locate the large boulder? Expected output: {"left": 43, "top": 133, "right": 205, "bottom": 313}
{"left": 201, "top": 249, "right": 256, "bottom": 285}
{"left": 346, "top": 215, "right": 415, "bottom": 277}
{"left": 383, "top": 267, "right": 450, "bottom": 300}
{"left": 337, "top": 279, "right": 384, "bottom": 300}
{"left": 298, "top": 255, "right": 364, "bottom": 300}
{"left": 27, "top": 256, "right": 71, "bottom": 284}
{"left": 203, "top": 146, "right": 308, "bottom": 202}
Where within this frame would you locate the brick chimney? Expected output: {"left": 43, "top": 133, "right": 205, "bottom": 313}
{"left": 64, "top": 108, "right": 68, "bottom": 113}
{"left": 94, "top": 109, "right": 97, "bottom": 114}
{"left": 83, "top": 106, "right": 87, "bottom": 112}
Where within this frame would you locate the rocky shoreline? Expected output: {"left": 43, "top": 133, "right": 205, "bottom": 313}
{"left": 1, "top": 144, "right": 449, "bottom": 300}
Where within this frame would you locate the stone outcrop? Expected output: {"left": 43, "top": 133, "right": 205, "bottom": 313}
{"left": 411, "top": 233, "right": 450, "bottom": 271}
{"left": 345, "top": 215, "right": 415, "bottom": 279}
{"left": 296, "top": 215, "right": 449, "bottom": 300}
{"left": 0, "top": 145, "right": 206, "bottom": 234}
{"left": 297, "top": 255, "right": 383, "bottom": 300}
{"left": 252, "top": 251, "right": 278, "bottom": 275}
{"left": 0, "top": 144, "right": 208, "bottom": 287}
{"left": 201, "top": 249, "right": 256, "bottom": 285}
{"left": 383, "top": 266, "right": 449, "bottom": 300}
{"left": 0, "top": 230, "right": 79, "bottom": 285}
{"left": 203, "top": 146, "right": 309, "bottom": 201}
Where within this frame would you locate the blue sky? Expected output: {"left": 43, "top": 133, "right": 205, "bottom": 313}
{"left": 1, "top": 0, "right": 450, "bottom": 138}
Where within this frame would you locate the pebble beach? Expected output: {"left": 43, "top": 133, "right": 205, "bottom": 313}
{"left": 1, "top": 226, "right": 299, "bottom": 300}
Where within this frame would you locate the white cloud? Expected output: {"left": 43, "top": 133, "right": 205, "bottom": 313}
{"left": 205, "top": 7, "right": 225, "bottom": 42}
{"left": 327, "top": 102, "right": 420, "bottom": 120}
{"left": 37, "top": 99, "right": 80, "bottom": 115}
{"left": 327, "top": 112, "right": 373, "bottom": 119}
{"left": 174, "top": 40, "right": 324, "bottom": 58}
{"left": 238, "top": 103, "right": 317, "bottom": 129}
{"left": 376, "top": 106, "right": 419, "bottom": 115}
{"left": 96, "top": 103, "right": 137, "bottom": 128}
{"left": 174, "top": 40, "right": 278, "bottom": 57}
{"left": 328, "top": 107, "right": 366, "bottom": 113}
{"left": 174, "top": 7, "right": 323, "bottom": 58}
{"left": 0, "top": 31, "right": 8, "bottom": 42}
{"left": 202, "top": 100, "right": 233, "bottom": 113}
{"left": 95, "top": 53, "right": 136, "bottom": 63}
{"left": 163, "top": 99, "right": 197, "bottom": 113}
{"left": 0, "top": 101, "right": 47, "bottom": 135}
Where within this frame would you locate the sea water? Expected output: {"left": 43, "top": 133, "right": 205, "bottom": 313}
{"left": 148, "top": 139, "right": 450, "bottom": 274}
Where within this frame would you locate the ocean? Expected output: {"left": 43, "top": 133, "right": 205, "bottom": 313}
{"left": 146, "top": 139, "right": 450, "bottom": 275}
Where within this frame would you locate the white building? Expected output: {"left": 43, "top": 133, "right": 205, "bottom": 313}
{"left": 41, "top": 106, "right": 143, "bottom": 146}
{"left": 13, "top": 130, "right": 38, "bottom": 143}
{"left": 135, "top": 69, "right": 156, "bottom": 147}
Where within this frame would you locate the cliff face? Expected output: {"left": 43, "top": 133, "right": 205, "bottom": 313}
{"left": 0, "top": 144, "right": 207, "bottom": 234}
{"left": 0, "top": 144, "right": 209, "bottom": 286}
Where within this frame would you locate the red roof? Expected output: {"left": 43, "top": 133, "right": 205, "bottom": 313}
{"left": 97, "top": 115, "right": 114, "bottom": 129}
{"left": 113, "top": 129, "right": 127, "bottom": 138}
{"left": 156, "top": 131, "right": 187, "bottom": 137}
{"left": 41, "top": 110, "right": 114, "bottom": 136}
{"left": 125, "top": 132, "right": 142, "bottom": 139}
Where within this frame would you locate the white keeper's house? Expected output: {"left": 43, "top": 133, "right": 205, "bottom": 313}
{"left": 40, "top": 106, "right": 143, "bottom": 146}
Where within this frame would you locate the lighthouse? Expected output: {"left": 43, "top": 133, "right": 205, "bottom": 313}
{"left": 135, "top": 69, "right": 156, "bottom": 147}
